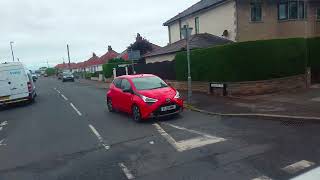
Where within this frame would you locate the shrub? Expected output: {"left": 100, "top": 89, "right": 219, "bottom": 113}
{"left": 103, "top": 58, "right": 130, "bottom": 78}
{"left": 175, "top": 38, "right": 307, "bottom": 82}
{"left": 308, "top": 37, "right": 320, "bottom": 71}
{"left": 92, "top": 71, "right": 102, "bottom": 77}
{"left": 45, "top": 68, "right": 56, "bottom": 76}
{"left": 84, "top": 72, "right": 93, "bottom": 79}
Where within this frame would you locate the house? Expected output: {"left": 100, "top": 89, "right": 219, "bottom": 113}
{"left": 55, "top": 63, "right": 77, "bottom": 72}
{"left": 144, "top": 33, "right": 232, "bottom": 63}
{"left": 163, "top": 0, "right": 320, "bottom": 43}
{"left": 118, "top": 33, "right": 161, "bottom": 61}
{"left": 99, "top": 46, "right": 119, "bottom": 64}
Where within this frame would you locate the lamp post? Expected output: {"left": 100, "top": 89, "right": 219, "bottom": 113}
{"left": 181, "top": 24, "right": 193, "bottom": 104}
{"left": 10, "top": 41, "right": 15, "bottom": 62}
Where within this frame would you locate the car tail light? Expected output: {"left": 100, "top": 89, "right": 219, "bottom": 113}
{"left": 27, "top": 82, "right": 32, "bottom": 92}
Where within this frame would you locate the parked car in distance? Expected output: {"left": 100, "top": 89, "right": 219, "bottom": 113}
{"left": 31, "top": 73, "right": 38, "bottom": 82}
{"left": 0, "top": 62, "right": 37, "bottom": 106}
{"left": 62, "top": 72, "right": 74, "bottom": 82}
{"left": 57, "top": 73, "right": 62, "bottom": 80}
{"left": 106, "top": 74, "right": 183, "bottom": 122}
{"left": 44, "top": 73, "right": 48, "bottom": 77}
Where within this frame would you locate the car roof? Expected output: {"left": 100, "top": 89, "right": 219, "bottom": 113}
{"left": 117, "top": 74, "right": 156, "bottom": 79}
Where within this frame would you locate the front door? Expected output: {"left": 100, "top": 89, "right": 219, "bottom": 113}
{"left": 119, "top": 79, "right": 133, "bottom": 113}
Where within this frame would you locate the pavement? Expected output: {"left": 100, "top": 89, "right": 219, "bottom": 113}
{"left": 182, "top": 86, "right": 320, "bottom": 119}
{"left": 1, "top": 77, "right": 320, "bottom": 180}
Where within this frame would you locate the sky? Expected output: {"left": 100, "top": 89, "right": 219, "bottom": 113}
{"left": 0, "top": 0, "right": 199, "bottom": 70}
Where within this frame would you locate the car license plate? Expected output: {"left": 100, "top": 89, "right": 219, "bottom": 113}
{"left": 161, "top": 105, "right": 176, "bottom": 112}
{"left": 0, "top": 96, "right": 9, "bottom": 101}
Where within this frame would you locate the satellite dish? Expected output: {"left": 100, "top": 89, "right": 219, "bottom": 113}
{"left": 222, "top": 30, "right": 229, "bottom": 37}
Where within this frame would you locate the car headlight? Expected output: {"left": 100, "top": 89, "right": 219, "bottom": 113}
{"left": 140, "top": 95, "right": 158, "bottom": 103}
{"left": 174, "top": 91, "right": 181, "bottom": 99}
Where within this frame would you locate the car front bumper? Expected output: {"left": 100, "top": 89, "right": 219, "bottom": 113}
{"left": 139, "top": 99, "right": 184, "bottom": 120}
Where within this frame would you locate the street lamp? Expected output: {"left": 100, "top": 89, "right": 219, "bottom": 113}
{"left": 181, "top": 24, "right": 193, "bottom": 104}
{"left": 10, "top": 41, "right": 15, "bottom": 62}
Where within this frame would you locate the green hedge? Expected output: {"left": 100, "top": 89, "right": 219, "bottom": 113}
{"left": 92, "top": 71, "right": 102, "bottom": 77}
{"left": 308, "top": 37, "right": 320, "bottom": 71}
{"left": 175, "top": 38, "right": 310, "bottom": 82}
{"left": 102, "top": 58, "right": 130, "bottom": 78}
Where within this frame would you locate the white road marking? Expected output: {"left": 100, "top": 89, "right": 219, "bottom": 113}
{"left": 252, "top": 176, "right": 273, "bottom": 180}
{"left": 119, "top": 162, "right": 135, "bottom": 179}
{"left": 0, "top": 139, "right": 6, "bottom": 146}
{"left": 0, "top": 121, "right": 8, "bottom": 127}
{"left": 282, "top": 160, "right": 315, "bottom": 174}
{"left": 61, "top": 94, "right": 68, "bottom": 101}
{"left": 70, "top": 103, "right": 82, "bottom": 116}
{"left": 54, "top": 88, "right": 61, "bottom": 94}
{"left": 311, "top": 97, "right": 320, "bottom": 102}
{"left": 153, "top": 123, "right": 226, "bottom": 152}
{"left": 88, "top": 124, "right": 110, "bottom": 150}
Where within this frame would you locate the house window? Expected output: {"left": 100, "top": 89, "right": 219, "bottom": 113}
{"left": 278, "top": 1, "right": 305, "bottom": 20}
{"left": 279, "top": 2, "right": 288, "bottom": 20}
{"left": 195, "top": 17, "right": 200, "bottom": 34}
{"left": 251, "top": 2, "right": 262, "bottom": 22}
{"left": 317, "top": 8, "right": 320, "bottom": 21}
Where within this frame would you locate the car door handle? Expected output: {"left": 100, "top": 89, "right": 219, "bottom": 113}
{"left": 11, "top": 88, "right": 17, "bottom": 90}
{"left": 8, "top": 82, "right": 11, "bottom": 84}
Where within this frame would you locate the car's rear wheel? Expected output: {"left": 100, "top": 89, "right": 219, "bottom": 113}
{"left": 107, "top": 98, "right": 114, "bottom": 112}
{"left": 132, "top": 105, "right": 142, "bottom": 122}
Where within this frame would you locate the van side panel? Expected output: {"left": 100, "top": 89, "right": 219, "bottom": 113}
{"left": 0, "top": 64, "right": 30, "bottom": 103}
{"left": 0, "top": 71, "right": 11, "bottom": 97}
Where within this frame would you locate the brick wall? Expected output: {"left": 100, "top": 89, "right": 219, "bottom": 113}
{"left": 167, "top": 74, "right": 307, "bottom": 96}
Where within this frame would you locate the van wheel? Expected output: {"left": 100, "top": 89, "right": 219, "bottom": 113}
{"left": 132, "top": 105, "right": 142, "bottom": 122}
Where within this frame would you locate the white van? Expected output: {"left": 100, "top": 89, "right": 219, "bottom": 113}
{"left": 0, "top": 62, "right": 36, "bottom": 105}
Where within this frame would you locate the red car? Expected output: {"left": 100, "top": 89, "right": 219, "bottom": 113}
{"left": 106, "top": 74, "right": 183, "bottom": 122}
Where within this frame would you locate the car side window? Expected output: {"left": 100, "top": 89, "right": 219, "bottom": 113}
{"left": 120, "top": 79, "right": 131, "bottom": 90}
{"left": 113, "top": 79, "right": 122, "bottom": 89}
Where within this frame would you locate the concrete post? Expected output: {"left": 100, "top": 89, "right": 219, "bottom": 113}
{"left": 306, "top": 67, "right": 311, "bottom": 88}
{"left": 125, "top": 66, "right": 128, "bottom": 75}
{"left": 113, "top": 68, "right": 117, "bottom": 79}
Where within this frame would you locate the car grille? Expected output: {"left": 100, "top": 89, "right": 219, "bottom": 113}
{"left": 153, "top": 103, "right": 181, "bottom": 116}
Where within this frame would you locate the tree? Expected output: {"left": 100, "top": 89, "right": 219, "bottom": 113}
{"left": 45, "top": 68, "right": 56, "bottom": 76}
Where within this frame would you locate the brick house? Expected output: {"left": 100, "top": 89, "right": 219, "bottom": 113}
{"left": 163, "top": 0, "right": 320, "bottom": 43}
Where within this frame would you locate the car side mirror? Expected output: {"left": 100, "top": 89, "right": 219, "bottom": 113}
{"left": 123, "top": 88, "right": 133, "bottom": 94}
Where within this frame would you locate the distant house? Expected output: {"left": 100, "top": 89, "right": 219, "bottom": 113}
{"left": 163, "top": 0, "right": 320, "bottom": 43}
{"left": 55, "top": 63, "right": 77, "bottom": 72}
{"left": 145, "top": 33, "right": 232, "bottom": 63}
{"left": 81, "top": 46, "right": 119, "bottom": 73}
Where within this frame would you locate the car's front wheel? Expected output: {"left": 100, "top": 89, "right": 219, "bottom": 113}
{"left": 107, "top": 98, "right": 114, "bottom": 112}
{"left": 132, "top": 105, "right": 142, "bottom": 122}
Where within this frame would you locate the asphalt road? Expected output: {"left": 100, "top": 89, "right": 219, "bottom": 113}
{"left": 1, "top": 77, "right": 320, "bottom": 180}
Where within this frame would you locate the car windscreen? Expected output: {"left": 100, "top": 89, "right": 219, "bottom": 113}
{"left": 63, "top": 72, "right": 72, "bottom": 76}
{"left": 132, "top": 76, "right": 168, "bottom": 90}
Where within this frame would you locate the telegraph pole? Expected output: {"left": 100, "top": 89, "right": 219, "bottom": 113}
{"left": 67, "top": 44, "right": 71, "bottom": 72}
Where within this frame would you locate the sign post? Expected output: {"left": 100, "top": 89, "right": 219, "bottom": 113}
{"left": 128, "top": 50, "right": 140, "bottom": 74}
{"left": 181, "top": 25, "right": 193, "bottom": 104}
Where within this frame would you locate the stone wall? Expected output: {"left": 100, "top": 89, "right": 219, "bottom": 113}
{"left": 167, "top": 74, "right": 307, "bottom": 96}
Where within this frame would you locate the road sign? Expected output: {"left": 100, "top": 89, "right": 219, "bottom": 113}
{"left": 128, "top": 50, "right": 140, "bottom": 60}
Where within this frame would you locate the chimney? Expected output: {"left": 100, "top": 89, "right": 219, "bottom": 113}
{"left": 136, "top": 33, "right": 143, "bottom": 41}
{"left": 93, "top": 53, "right": 97, "bottom": 57}
{"left": 108, "top": 45, "right": 112, "bottom": 52}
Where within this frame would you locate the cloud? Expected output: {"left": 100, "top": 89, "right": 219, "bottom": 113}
{"left": 0, "top": 0, "right": 198, "bottom": 69}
